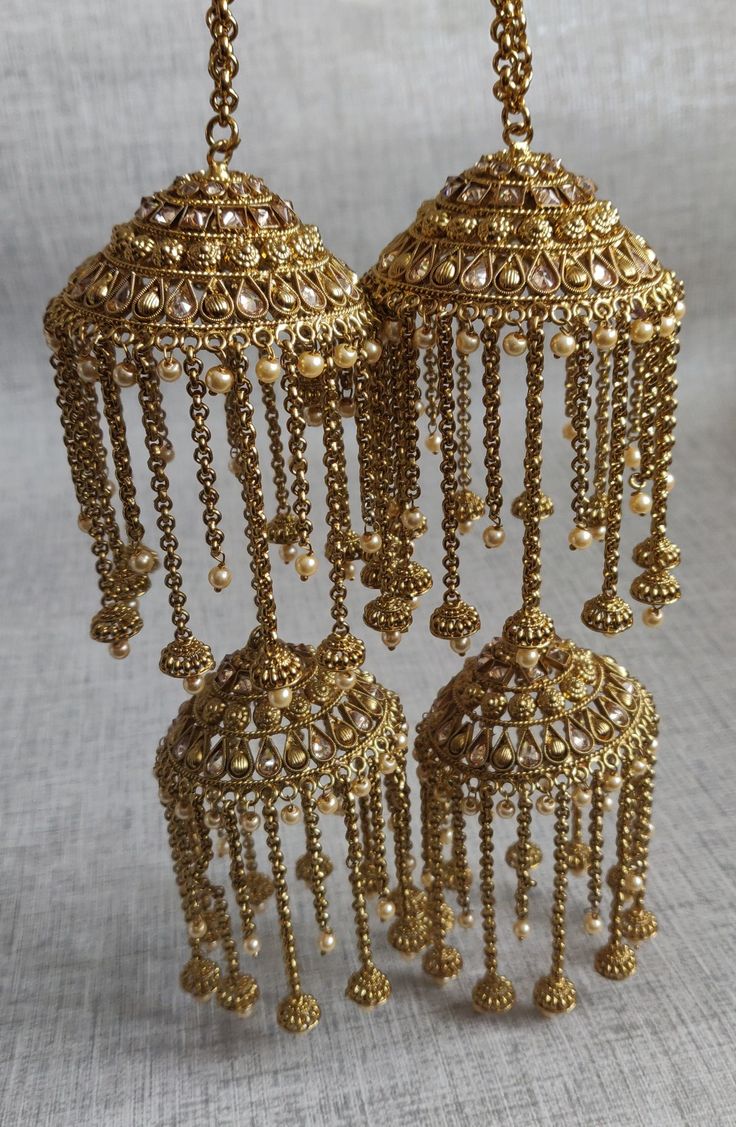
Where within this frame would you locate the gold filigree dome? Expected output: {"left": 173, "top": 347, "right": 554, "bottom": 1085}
{"left": 366, "top": 147, "right": 676, "bottom": 312}
{"left": 49, "top": 167, "right": 369, "bottom": 342}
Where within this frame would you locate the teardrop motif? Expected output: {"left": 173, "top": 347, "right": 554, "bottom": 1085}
{"left": 284, "top": 730, "right": 308, "bottom": 772}
{"left": 448, "top": 723, "right": 473, "bottom": 757}
{"left": 201, "top": 280, "right": 234, "bottom": 321}
{"left": 167, "top": 279, "right": 199, "bottom": 322}
{"left": 433, "top": 250, "right": 462, "bottom": 285}
{"left": 590, "top": 252, "right": 617, "bottom": 288}
{"left": 517, "top": 732, "right": 542, "bottom": 767}
{"left": 544, "top": 726, "right": 568, "bottom": 763}
{"left": 495, "top": 256, "right": 525, "bottom": 293}
{"left": 491, "top": 732, "right": 516, "bottom": 771}
{"left": 295, "top": 272, "right": 326, "bottom": 311}
{"left": 408, "top": 247, "right": 434, "bottom": 282}
{"left": 106, "top": 273, "right": 134, "bottom": 314}
{"left": 256, "top": 738, "right": 281, "bottom": 777}
{"left": 528, "top": 252, "right": 560, "bottom": 294}
{"left": 462, "top": 252, "right": 491, "bottom": 292}
{"left": 326, "top": 717, "right": 357, "bottom": 749}
{"left": 468, "top": 730, "right": 490, "bottom": 767}
{"left": 236, "top": 279, "right": 268, "bottom": 318}
{"left": 228, "top": 744, "right": 252, "bottom": 778}
{"left": 588, "top": 711, "right": 613, "bottom": 741}
{"left": 134, "top": 278, "right": 165, "bottom": 318}
{"left": 309, "top": 726, "right": 336, "bottom": 763}
{"left": 269, "top": 276, "right": 299, "bottom": 313}
{"left": 204, "top": 737, "right": 226, "bottom": 778}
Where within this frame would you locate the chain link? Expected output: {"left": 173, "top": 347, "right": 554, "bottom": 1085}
{"left": 205, "top": 0, "right": 240, "bottom": 168}
{"left": 490, "top": 0, "right": 534, "bottom": 146}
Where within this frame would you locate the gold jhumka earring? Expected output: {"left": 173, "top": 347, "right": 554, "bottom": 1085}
{"left": 43, "top": 0, "right": 418, "bottom": 1033}
{"left": 361, "top": 0, "right": 684, "bottom": 1014}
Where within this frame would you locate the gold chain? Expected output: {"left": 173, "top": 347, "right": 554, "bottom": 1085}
{"left": 184, "top": 349, "right": 226, "bottom": 565}
{"left": 600, "top": 314, "right": 631, "bottom": 598}
{"left": 205, "top": 0, "right": 240, "bottom": 169}
{"left": 481, "top": 318, "right": 503, "bottom": 525}
{"left": 490, "top": 0, "right": 534, "bottom": 146}
{"left": 519, "top": 315, "right": 545, "bottom": 610}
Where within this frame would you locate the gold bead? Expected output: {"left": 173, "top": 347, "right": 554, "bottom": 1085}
{"left": 184, "top": 673, "right": 204, "bottom": 695}
{"left": 255, "top": 356, "right": 280, "bottom": 383}
{"left": 550, "top": 332, "right": 576, "bottom": 357}
{"left": 204, "top": 364, "right": 234, "bottom": 394}
{"left": 363, "top": 339, "right": 383, "bottom": 365}
{"left": 629, "top": 491, "right": 652, "bottom": 516}
{"left": 568, "top": 526, "right": 593, "bottom": 550}
{"left": 345, "top": 561, "right": 356, "bottom": 581}
{"left": 516, "top": 647, "right": 540, "bottom": 670}
{"left": 113, "top": 361, "right": 137, "bottom": 387}
{"left": 156, "top": 357, "right": 182, "bottom": 382}
{"left": 305, "top": 406, "right": 323, "bottom": 427}
{"left": 338, "top": 398, "right": 355, "bottom": 418}
{"left": 456, "top": 329, "right": 480, "bottom": 355}
{"left": 295, "top": 553, "right": 318, "bottom": 577}
{"left": 536, "top": 794, "right": 556, "bottom": 815}
{"left": 204, "top": 809, "right": 221, "bottom": 829}
{"left": 425, "top": 431, "right": 442, "bottom": 454}
{"left": 502, "top": 330, "right": 527, "bottom": 356}
{"left": 482, "top": 525, "right": 505, "bottom": 549}
{"left": 174, "top": 801, "right": 191, "bottom": 821}
{"left": 161, "top": 443, "right": 175, "bottom": 464}
{"left": 591, "top": 524, "right": 607, "bottom": 542}
{"left": 630, "top": 318, "right": 654, "bottom": 344}
{"left": 659, "top": 314, "right": 676, "bottom": 338}
{"left": 593, "top": 324, "right": 618, "bottom": 351}
{"left": 602, "top": 794, "right": 615, "bottom": 813}
{"left": 643, "top": 607, "right": 663, "bottom": 628}
{"left": 208, "top": 563, "right": 232, "bottom": 590}
{"left": 382, "top": 319, "right": 400, "bottom": 343}
{"left": 268, "top": 686, "right": 293, "bottom": 710}
{"left": 281, "top": 803, "right": 302, "bottom": 826}
{"left": 334, "top": 343, "right": 358, "bottom": 369}
{"left": 297, "top": 351, "right": 325, "bottom": 379}
{"left": 109, "top": 639, "right": 130, "bottom": 660}
{"left": 377, "top": 898, "right": 395, "bottom": 922}
{"left": 319, "top": 930, "right": 336, "bottom": 954}
{"left": 439, "top": 826, "right": 453, "bottom": 847}
{"left": 130, "top": 546, "right": 156, "bottom": 574}
{"left": 496, "top": 798, "right": 515, "bottom": 819}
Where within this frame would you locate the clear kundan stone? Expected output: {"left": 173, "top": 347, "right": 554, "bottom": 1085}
{"left": 592, "top": 256, "right": 616, "bottom": 287}
{"left": 136, "top": 196, "right": 158, "bottom": 218}
{"left": 409, "top": 252, "right": 433, "bottom": 281}
{"left": 607, "top": 706, "right": 627, "bottom": 726}
{"left": 152, "top": 205, "right": 180, "bottom": 226}
{"left": 463, "top": 256, "right": 490, "bottom": 290}
{"left": 167, "top": 281, "right": 197, "bottom": 320}
{"left": 529, "top": 259, "right": 559, "bottom": 291}
{"left": 569, "top": 725, "right": 593, "bottom": 753}
{"left": 497, "top": 185, "right": 524, "bottom": 206}
{"left": 253, "top": 207, "right": 275, "bottom": 228}
{"left": 181, "top": 208, "right": 208, "bottom": 230}
{"left": 219, "top": 209, "right": 244, "bottom": 229}
{"left": 310, "top": 727, "right": 335, "bottom": 762}
{"left": 518, "top": 736, "right": 542, "bottom": 767}
{"left": 345, "top": 708, "right": 372, "bottom": 732}
{"left": 236, "top": 281, "right": 267, "bottom": 317}
{"left": 534, "top": 187, "right": 562, "bottom": 207}
{"left": 296, "top": 276, "right": 325, "bottom": 309}
{"left": 256, "top": 741, "right": 280, "bottom": 777}
{"left": 204, "top": 181, "right": 224, "bottom": 196}
{"left": 460, "top": 183, "right": 488, "bottom": 203}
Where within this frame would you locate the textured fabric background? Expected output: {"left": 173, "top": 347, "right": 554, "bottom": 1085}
{"left": 2, "top": 2, "right": 735, "bottom": 1125}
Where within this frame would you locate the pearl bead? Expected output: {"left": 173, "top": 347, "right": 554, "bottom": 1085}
{"left": 497, "top": 799, "right": 515, "bottom": 819}
{"left": 573, "top": 786, "right": 592, "bottom": 807}
{"left": 630, "top": 318, "right": 654, "bottom": 344}
{"left": 602, "top": 794, "right": 615, "bottom": 813}
{"left": 591, "top": 524, "right": 607, "bottom": 542}
{"left": 161, "top": 443, "right": 175, "bottom": 464}
{"left": 345, "top": 561, "right": 356, "bottom": 581}
{"left": 157, "top": 357, "right": 182, "bottom": 382}
{"left": 204, "top": 809, "right": 221, "bottom": 829}
{"left": 297, "top": 352, "right": 325, "bottom": 379}
{"left": 659, "top": 314, "right": 676, "bottom": 338}
{"left": 513, "top": 918, "right": 531, "bottom": 940}
{"left": 204, "top": 365, "right": 234, "bottom": 394}
{"left": 502, "top": 330, "right": 527, "bottom": 356}
{"left": 456, "top": 329, "right": 480, "bottom": 355}
{"left": 184, "top": 673, "right": 204, "bottom": 695}
{"left": 516, "top": 647, "right": 540, "bottom": 670}
{"left": 666, "top": 472, "right": 675, "bottom": 493}
{"left": 401, "top": 508, "right": 425, "bottom": 532}
{"left": 305, "top": 406, "right": 323, "bottom": 427}
{"left": 643, "top": 607, "right": 663, "bottom": 628}
{"left": 450, "top": 636, "right": 471, "bottom": 656}
{"left": 78, "top": 514, "right": 92, "bottom": 533}
{"left": 281, "top": 803, "right": 302, "bottom": 825}
{"left": 279, "top": 543, "right": 298, "bottom": 564}
{"left": 413, "top": 326, "right": 434, "bottom": 350}
{"left": 603, "top": 772, "right": 623, "bottom": 791}
{"left": 382, "top": 320, "right": 400, "bottom": 343}
{"left": 536, "top": 794, "right": 556, "bottom": 815}
{"left": 439, "top": 826, "right": 453, "bottom": 847}
{"left": 109, "top": 639, "right": 130, "bottom": 660}
{"left": 174, "top": 802, "right": 191, "bottom": 821}
{"left": 458, "top": 520, "right": 473, "bottom": 535}
{"left": 244, "top": 935, "right": 260, "bottom": 956}
{"left": 130, "top": 547, "right": 156, "bottom": 574}
{"left": 363, "top": 339, "right": 383, "bottom": 365}
{"left": 319, "top": 930, "right": 336, "bottom": 954}
{"left": 188, "top": 917, "right": 208, "bottom": 940}
{"left": 623, "top": 872, "right": 644, "bottom": 894}
{"left": 583, "top": 911, "right": 603, "bottom": 935}
{"left": 674, "top": 299, "right": 686, "bottom": 319}
{"left": 462, "top": 797, "right": 479, "bottom": 815}
{"left": 568, "top": 526, "right": 593, "bottom": 550}
{"left": 268, "top": 686, "right": 293, "bottom": 710}
{"left": 335, "top": 670, "right": 357, "bottom": 691}
{"left": 77, "top": 357, "right": 98, "bottom": 383}
{"left": 421, "top": 871, "right": 434, "bottom": 890}
{"left": 360, "top": 531, "right": 382, "bottom": 554}
{"left": 561, "top": 420, "right": 575, "bottom": 441}
{"left": 295, "top": 553, "right": 318, "bottom": 577}
{"left": 593, "top": 324, "right": 618, "bottom": 351}
{"left": 631, "top": 758, "right": 648, "bottom": 778}
{"left": 395, "top": 731, "right": 408, "bottom": 749}
{"left": 352, "top": 777, "right": 371, "bottom": 798}
{"left": 377, "top": 898, "right": 396, "bottom": 922}
{"left": 113, "top": 361, "right": 137, "bottom": 387}
{"left": 317, "top": 791, "right": 339, "bottom": 815}
{"left": 459, "top": 911, "right": 474, "bottom": 929}
{"left": 334, "top": 343, "right": 358, "bottom": 369}
{"left": 338, "top": 398, "right": 355, "bottom": 418}
{"left": 241, "top": 811, "right": 260, "bottom": 833}
{"left": 629, "top": 491, "right": 652, "bottom": 516}
{"left": 382, "top": 630, "right": 401, "bottom": 650}
{"left": 255, "top": 356, "right": 280, "bottom": 383}
{"left": 208, "top": 563, "right": 232, "bottom": 590}
{"left": 624, "top": 444, "right": 641, "bottom": 470}
{"left": 551, "top": 332, "right": 576, "bottom": 358}
{"left": 379, "top": 753, "right": 398, "bottom": 774}
{"left": 425, "top": 432, "right": 442, "bottom": 454}
{"left": 482, "top": 525, "right": 505, "bottom": 549}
